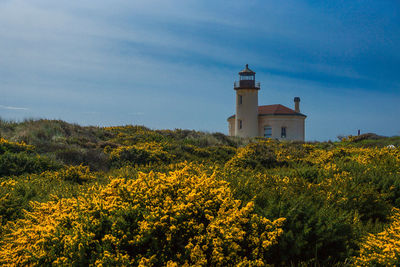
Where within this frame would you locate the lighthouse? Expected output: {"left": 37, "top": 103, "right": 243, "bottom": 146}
{"left": 228, "top": 65, "right": 306, "bottom": 140}
{"left": 234, "top": 64, "right": 260, "bottom": 138}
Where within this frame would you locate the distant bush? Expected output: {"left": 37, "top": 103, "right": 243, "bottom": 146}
{"left": 0, "top": 152, "right": 60, "bottom": 176}
{"left": 173, "top": 144, "right": 236, "bottom": 163}
{"left": 343, "top": 133, "right": 384, "bottom": 143}
{"left": 55, "top": 147, "right": 85, "bottom": 165}
{"left": 44, "top": 165, "right": 95, "bottom": 184}
{"left": 55, "top": 148, "right": 109, "bottom": 171}
{"left": 105, "top": 125, "right": 167, "bottom": 145}
{"left": 340, "top": 133, "right": 400, "bottom": 148}
{"left": 108, "top": 142, "right": 171, "bottom": 167}
{"left": 225, "top": 141, "right": 280, "bottom": 169}
{"left": 0, "top": 138, "right": 33, "bottom": 154}
{"left": 200, "top": 145, "right": 236, "bottom": 162}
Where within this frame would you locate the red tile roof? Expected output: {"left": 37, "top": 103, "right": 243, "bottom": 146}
{"left": 258, "top": 104, "right": 302, "bottom": 115}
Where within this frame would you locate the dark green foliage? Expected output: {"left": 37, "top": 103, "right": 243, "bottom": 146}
{"left": 0, "top": 141, "right": 32, "bottom": 155}
{"left": 0, "top": 152, "right": 60, "bottom": 176}
{"left": 341, "top": 133, "right": 400, "bottom": 148}
{"left": 0, "top": 120, "right": 243, "bottom": 170}
{"left": 226, "top": 141, "right": 281, "bottom": 169}
{"left": 169, "top": 144, "right": 236, "bottom": 163}
{"left": 0, "top": 169, "right": 102, "bottom": 231}
{"left": 55, "top": 148, "right": 109, "bottom": 171}
{"left": 223, "top": 168, "right": 358, "bottom": 265}
{"left": 221, "top": 140, "right": 399, "bottom": 265}
{"left": 270, "top": 199, "right": 356, "bottom": 265}
{"left": 110, "top": 146, "right": 170, "bottom": 168}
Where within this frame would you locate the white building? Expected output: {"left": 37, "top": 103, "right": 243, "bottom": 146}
{"left": 227, "top": 65, "right": 306, "bottom": 141}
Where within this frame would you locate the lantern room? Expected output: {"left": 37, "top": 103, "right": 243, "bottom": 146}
{"left": 234, "top": 64, "right": 260, "bottom": 90}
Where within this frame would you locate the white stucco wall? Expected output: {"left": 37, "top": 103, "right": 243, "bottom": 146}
{"left": 228, "top": 114, "right": 305, "bottom": 141}
{"left": 258, "top": 115, "right": 305, "bottom": 141}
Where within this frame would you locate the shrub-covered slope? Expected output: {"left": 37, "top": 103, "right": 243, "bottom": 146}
{"left": 0, "top": 119, "right": 400, "bottom": 266}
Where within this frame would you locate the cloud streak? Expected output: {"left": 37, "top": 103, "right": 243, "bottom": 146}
{"left": 0, "top": 105, "right": 29, "bottom": 111}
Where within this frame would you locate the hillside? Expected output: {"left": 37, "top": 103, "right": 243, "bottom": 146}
{"left": 0, "top": 119, "right": 400, "bottom": 265}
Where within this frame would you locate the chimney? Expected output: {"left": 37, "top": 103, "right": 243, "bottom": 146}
{"left": 294, "top": 97, "right": 300, "bottom": 113}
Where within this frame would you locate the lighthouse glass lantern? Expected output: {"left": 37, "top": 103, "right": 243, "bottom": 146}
{"left": 234, "top": 64, "right": 260, "bottom": 89}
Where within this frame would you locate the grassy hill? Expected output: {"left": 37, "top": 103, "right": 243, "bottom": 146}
{"left": 0, "top": 119, "right": 399, "bottom": 266}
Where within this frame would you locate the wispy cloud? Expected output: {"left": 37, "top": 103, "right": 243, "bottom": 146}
{"left": 130, "top": 112, "right": 145, "bottom": 116}
{"left": 82, "top": 111, "right": 100, "bottom": 115}
{"left": 0, "top": 105, "right": 29, "bottom": 111}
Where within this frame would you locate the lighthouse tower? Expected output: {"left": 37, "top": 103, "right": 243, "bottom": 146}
{"left": 234, "top": 64, "right": 260, "bottom": 138}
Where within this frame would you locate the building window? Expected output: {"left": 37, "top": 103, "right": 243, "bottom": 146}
{"left": 281, "top": 127, "right": 286, "bottom": 138}
{"left": 264, "top": 126, "right": 272, "bottom": 138}
{"left": 238, "top": 95, "right": 242, "bottom": 105}
{"left": 239, "top": 120, "right": 242, "bottom": 129}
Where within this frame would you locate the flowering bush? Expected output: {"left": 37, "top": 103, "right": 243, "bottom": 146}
{"left": 43, "top": 165, "right": 95, "bottom": 184}
{"left": 0, "top": 165, "right": 284, "bottom": 266}
{"left": 225, "top": 140, "right": 280, "bottom": 169}
{"left": 107, "top": 142, "right": 172, "bottom": 167}
{"left": 0, "top": 152, "right": 60, "bottom": 176}
{"left": 0, "top": 138, "right": 60, "bottom": 176}
{"left": 354, "top": 209, "right": 400, "bottom": 266}
{"left": 0, "top": 137, "right": 33, "bottom": 154}
{"left": 0, "top": 179, "right": 18, "bottom": 228}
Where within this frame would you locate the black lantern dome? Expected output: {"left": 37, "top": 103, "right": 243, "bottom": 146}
{"left": 239, "top": 64, "right": 256, "bottom": 76}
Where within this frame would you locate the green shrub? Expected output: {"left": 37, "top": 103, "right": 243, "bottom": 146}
{"left": 0, "top": 138, "right": 33, "bottom": 154}
{"left": 46, "top": 165, "right": 95, "bottom": 184}
{"left": 223, "top": 168, "right": 358, "bottom": 265}
{"left": 0, "top": 152, "right": 60, "bottom": 176}
{"left": 225, "top": 141, "right": 281, "bottom": 169}
{"left": 108, "top": 143, "right": 171, "bottom": 168}
{"left": 55, "top": 148, "right": 109, "bottom": 171}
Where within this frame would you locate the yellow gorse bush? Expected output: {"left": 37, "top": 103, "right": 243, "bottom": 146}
{"left": 303, "top": 146, "right": 400, "bottom": 167}
{"left": 0, "top": 179, "right": 18, "bottom": 226}
{"left": 0, "top": 137, "right": 34, "bottom": 153}
{"left": 42, "top": 164, "right": 95, "bottom": 183}
{"left": 0, "top": 164, "right": 284, "bottom": 266}
{"left": 354, "top": 208, "right": 400, "bottom": 266}
{"left": 107, "top": 142, "right": 172, "bottom": 166}
{"left": 0, "top": 137, "right": 29, "bottom": 147}
{"left": 225, "top": 140, "right": 279, "bottom": 169}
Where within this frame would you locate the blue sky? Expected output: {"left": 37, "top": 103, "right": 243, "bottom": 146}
{"left": 0, "top": 0, "right": 399, "bottom": 141}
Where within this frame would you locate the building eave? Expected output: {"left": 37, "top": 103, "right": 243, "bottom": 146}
{"left": 228, "top": 113, "right": 307, "bottom": 121}
{"left": 227, "top": 115, "right": 235, "bottom": 121}
{"left": 259, "top": 113, "right": 307, "bottom": 118}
